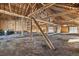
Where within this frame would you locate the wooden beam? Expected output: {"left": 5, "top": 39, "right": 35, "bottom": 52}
{"left": 31, "top": 3, "right": 36, "bottom": 12}
{"left": 28, "top": 4, "right": 55, "bottom": 17}
{"left": 42, "top": 10, "right": 78, "bottom": 22}
{"left": 68, "top": 39, "right": 79, "bottom": 43}
{"left": 21, "top": 18, "right": 23, "bottom": 34}
{"left": 18, "top": 4, "right": 22, "bottom": 15}
{"left": 14, "top": 18, "right": 16, "bottom": 32}
{"left": 0, "top": 9, "right": 29, "bottom": 18}
{"left": 20, "top": 4, "right": 25, "bottom": 15}
{"left": 13, "top": 4, "right": 17, "bottom": 13}
{"left": 0, "top": 9, "right": 56, "bottom": 25}
{"left": 32, "top": 3, "right": 36, "bottom": 9}
{"left": 55, "top": 4, "right": 78, "bottom": 10}
{"left": 11, "top": 4, "right": 26, "bottom": 14}
{"left": 32, "top": 17, "right": 55, "bottom": 49}
{"left": 30, "top": 19, "right": 33, "bottom": 48}
{"left": 8, "top": 3, "right": 12, "bottom": 12}
{"left": 24, "top": 4, "right": 30, "bottom": 15}
{"left": 22, "top": 4, "right": 28, "bottom": 15}
{"left": 22, "top": 4, "right": 27, "bottom": 15}
{"left": 0, "top": 4, "right": 57, "bottom": 26}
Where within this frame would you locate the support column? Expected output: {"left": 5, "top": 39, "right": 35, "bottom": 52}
{"left": 14, "top": 18, "right": 17, "bottom": 34}
{"left": 29, "top": 19, "right": 34, "bottom": 49}
{"left": 21, "top": 18, "right": 24, "bottom": 36}
{"left": 30, "top": 19, "right": 32, "bottom": 40}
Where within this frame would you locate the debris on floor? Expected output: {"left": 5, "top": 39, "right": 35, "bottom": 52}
{"left": 0, "top": 34, "right": 79, "bottom": 55}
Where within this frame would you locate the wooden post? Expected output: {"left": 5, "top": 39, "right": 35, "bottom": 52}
{"left": 32, "top": 17, "right": 55, "bottom": 50}
{"left": 29, "top": 19, "right": 34, "bottom": 49}
{"left": 46, "top": 23, "right": 48, "bottom": 35}
{"left": 30, "top": 19, "right": 32, "bottom": 40}
{"left": 14, "top": 17, "right": 17, "bottom": 34}
{"left": 20, "top": 18, "right": 24, "bottom": 36}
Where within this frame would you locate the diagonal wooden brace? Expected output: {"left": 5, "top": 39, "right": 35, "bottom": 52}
{"left": 31, "top": 17, "right": 55, "bottom": 50}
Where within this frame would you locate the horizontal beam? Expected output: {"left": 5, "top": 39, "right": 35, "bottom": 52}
{"left": 0, "top": 9, "right": 56, "bottom": 25}
{"left": 0, "top": 9, "right": 29, "bottom": 19}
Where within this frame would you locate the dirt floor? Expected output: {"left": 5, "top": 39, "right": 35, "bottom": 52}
{"left": 0, "top": 33, "right": 79, "bottom": 56}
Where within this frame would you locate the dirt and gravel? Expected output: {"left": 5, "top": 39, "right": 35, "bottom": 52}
{"left": 0, "top": 33, "right": 79, "bottom": 56}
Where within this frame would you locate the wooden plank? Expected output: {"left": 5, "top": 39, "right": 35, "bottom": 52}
{"left": 68, "top": 39, "right": 79, "bottom": 43}
{"left": 30, "top": 19, "right": 32, "bottom": 39}
{"left": 30, "top": 19, "right": 34, "bottom": 48}
{"left": 14, "top": 18, "right": 16, "bottom": 32}
{"left": 32, "top": 17, "right": 55, "bottom": 49}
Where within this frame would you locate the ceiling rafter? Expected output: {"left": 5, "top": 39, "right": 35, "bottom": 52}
{"left": 22, "top": 4, "right": 27, "bottom": 15}
{"left": 22, "top": 4, "right": 28, "bottom": 15}
{"left": 24, "top": 3, "right": 31, "bottom": 16}
{"left": 8, "top": 3, "right": 12, "bottom": 12}
{"left": 41, "top": 3, "right": 46, "bottom": 6}
{"left": 18, "top": 3, "right": 22, "bottom": 15}
{"left": 27, "top": 4, "right": 55, "bottom": 17}
{"left": 31, "top": 3, "right": 36, "bottom": 12}
{"left": 0, "top": 3, "right": 79, "bottom": 26}
{"left": 55, "top": 4, "right": 78, "bottom": 10}
{"left": 20, "top": 3, "right": 25, "bottom": 15}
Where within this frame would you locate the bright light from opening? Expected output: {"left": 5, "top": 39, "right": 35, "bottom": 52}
{"left": 63, "top": 25, "right": 67, "bottom": 26}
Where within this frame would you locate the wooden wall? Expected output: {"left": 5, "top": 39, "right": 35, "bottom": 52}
{"left": 1, "top": 19, "right": 79, "bottom": 33}
{"left": 0, "top": 19, "right": 49, "bottom": 33}
{"left": 0, "top": 19, "right": 27, "bottom": 31}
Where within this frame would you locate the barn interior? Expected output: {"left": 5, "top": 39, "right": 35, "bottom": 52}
{"left": 0, "top": 3, "right": 79, "bottom": 56}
